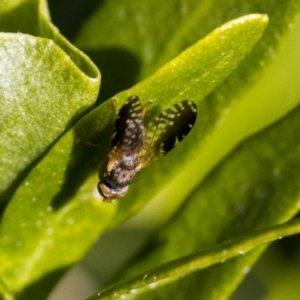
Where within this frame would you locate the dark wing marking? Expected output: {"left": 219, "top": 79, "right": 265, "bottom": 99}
{"left": 111, "top": 96, "right": 144, "bottom": 152}
{"left": 141, "top": 100, "right": 197, "bottom": 167}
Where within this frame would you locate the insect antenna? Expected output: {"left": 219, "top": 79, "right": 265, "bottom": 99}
{"left": 76, "top": 140, "right": 104, "bottom": 150}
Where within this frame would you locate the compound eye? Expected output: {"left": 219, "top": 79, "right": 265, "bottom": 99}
{"left": 97, "top": 182, "right": 107, "bottom": 198}
{"left": 98, "top": 181, "right": 129, "bottom": 202}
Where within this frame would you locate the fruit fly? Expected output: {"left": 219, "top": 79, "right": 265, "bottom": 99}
{"left": 98, "top": 95, "right": 197, "bottom": 201}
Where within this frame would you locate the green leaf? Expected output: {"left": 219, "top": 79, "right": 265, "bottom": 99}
{"left": 0, "top": 0, "right": 41, "bottom": 35}
{"left": 86, "top": 218, "right": 300, "bottom": 299}
{"left": 2, "top": 0, "right": 300, "bottom": 299}
{"left": 0, "top": 0, "right": 100, "bottom": 201}
{"left": 115, "top": 97, "right": 300, "bottom": 299}
{"left": 111, "top": 14, "right": 270, "bottom": 226}
{"left": 71, "top": 1, "right": 300, "bottom": 299}
{"left": 252, "top": 244, "right": 300, "bottom": 300}
{"left": 0, "top": 14, "right": 267, "bottom": 298}
{"left": 75, "top": 0, "right": 300, "bottom": 101}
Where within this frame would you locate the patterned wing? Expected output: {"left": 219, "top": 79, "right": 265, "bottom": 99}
{"left": 140, "top": 100, "right": 197, "bottom": 168}
{"left": 111, "top": 96, "right": 144, "bottom": 152}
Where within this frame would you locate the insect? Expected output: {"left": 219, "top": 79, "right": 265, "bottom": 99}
{"left": 98, "top": 95, "right": 197, "bottom": 201}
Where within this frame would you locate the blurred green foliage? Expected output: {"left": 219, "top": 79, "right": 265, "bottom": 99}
{"left": 1, "top": 1, "right": 300, "bottom": 299}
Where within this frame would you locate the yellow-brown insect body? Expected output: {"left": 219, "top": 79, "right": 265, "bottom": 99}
{"left": 98, "top": 95, "right": 197, "bottom": 201}
{"left": 98, "top": 96, "right": 144, "bottom": 200}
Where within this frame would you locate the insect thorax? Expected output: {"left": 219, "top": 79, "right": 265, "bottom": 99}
{"left": 103, "top": 154, "right": 139, "bottom": 188}
{"left": 97, "top": 95, "right": 197, "bottom": 201}
{"left": 98, "top": 150, "right": 140, "bottom": 199}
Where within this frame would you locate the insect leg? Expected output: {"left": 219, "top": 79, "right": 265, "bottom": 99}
{"left": 110, "top": 97, "right": 119, "bottom": 116}
{"left": 142, "top": 99, "right": 153, "bottom": 118}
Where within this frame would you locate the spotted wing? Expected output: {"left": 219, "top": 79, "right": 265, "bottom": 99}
{"left": 140, "top": 100, "right": 197, "bottom": 168}
{"left": 111, "top": 96, "right": 144, "bottom": 152}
